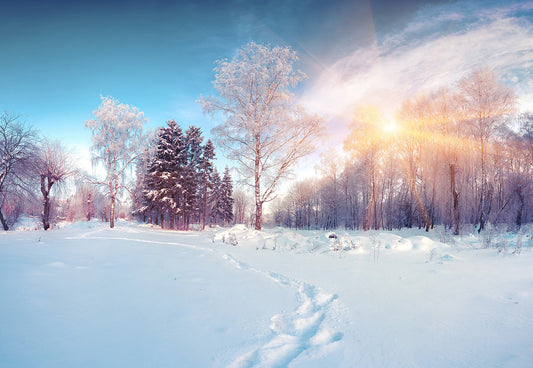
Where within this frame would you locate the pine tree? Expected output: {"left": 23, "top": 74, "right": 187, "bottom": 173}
{"left": 221, "top": 166, "right": 234, "bottom": 225}
{"left": 209, "top": 168, "right": 222, "bottom": 226}
{"left": 182, "top": 126, "right": 204, "bottom": 229}
{"left": 144, "top": 120, "right": 186, "bottom": 229}
{"left": 199, "top": 139, "right": 215, "bottom": 229}
{"left": 141, "top": 122, "right": 216, "bottom": 230}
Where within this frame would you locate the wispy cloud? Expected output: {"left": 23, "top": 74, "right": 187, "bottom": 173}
{"left": 300, "top": 0, "right": 533, "bottom": 145}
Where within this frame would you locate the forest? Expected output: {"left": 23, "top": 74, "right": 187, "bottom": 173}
{"left": 273, "top": 68, "right": 533, "bottom": 234}
{"left": 1, "top": 44, "right": 532, "bottom": 234}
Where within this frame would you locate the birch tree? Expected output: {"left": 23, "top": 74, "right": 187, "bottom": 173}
{"left": 458, "top": 68, "right": 517, "bottom": 232}
{"left": 85, "top": 96, "right": 146, "bottom": 228}
{"left": 344, "top": 106, "right": 390, "bottom": 231}
{"left": 199, "top": 42, "right": 323, "bottom": 230}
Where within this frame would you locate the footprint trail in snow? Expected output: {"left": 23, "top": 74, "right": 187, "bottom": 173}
{"left": 223, "top": 254, "right": 344, "bottom": 368}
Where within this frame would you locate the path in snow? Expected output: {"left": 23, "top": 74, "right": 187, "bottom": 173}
{"left": 79, "top": 230, "right": 348, "bottom": 367}
{"left": 64, "top": 224, "right": 348, "bottom": 366}
{"left": 222, "top": 254, "right": 344, "bottom": 368}
{"left": 0, "top": 225, "right": 305, "bottom": 367}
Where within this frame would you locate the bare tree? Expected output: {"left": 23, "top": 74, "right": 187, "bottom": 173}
{"left": 317, "top": 149, "right": 341, "bottom": 229}
{"left": 36, "top": 140, "right": 76, "bottom": 230}
{"left": 344, "top": 106, "right": 392, "bottom": 230}
{"left": 0, "top": 112, "right": 38, "bottom": 230}
{"left": 66, "top": 179, "right": 107, "bottom": 222}
{"left": 396, "top": 97, "right": 433, "bottom": 231}
{"left": 85, "top": 96, "right": 146, "bottom": 228}
{"left": 232, "top": 188, "right": 251, "bottom": 225}
{"left": 458, "top": 68, "right": 517, "bottom": 232}
{"left": 426, "top": 88, "right": 465, "bottom": 235}
{"left": 199, "top": 42, "right": 323, "bottom": 230}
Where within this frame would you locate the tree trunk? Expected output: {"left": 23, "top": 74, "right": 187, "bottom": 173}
{"left": 40, "top": 175, "right": 53, "bottom": 231}
{"left": 202, "top": 191, "right": 207, "bottom": 230}
{"left": 110, "top": 194, "right": 115, "bottom": 228}
{"left": 255, "top": 200, "right": 262, "bottom": 231}
{"left": 478, "top": 138, "right": 486, "bottom": 233}
{"left": 86, "top": 192, "right": 92, "bottom": 221}
{"left": 0, "top": 209, "right": 8, "bottom": 231}
{"left": 42, "top": 195, "right": 51, "bottom": 230}
{"left": 516, "top": 185, "right": 524, "bottom": 229}
{"left": 254, "top": 142, "right": 262, "bottom": 231}
{"left": 450, "top": 164, "right": 460, "bottom": 236}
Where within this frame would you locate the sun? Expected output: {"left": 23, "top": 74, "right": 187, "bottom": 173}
{"left": 383, "top": 120, "right": 398, "bottom": 134}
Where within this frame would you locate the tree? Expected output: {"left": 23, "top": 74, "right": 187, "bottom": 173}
{"left": 317, "top": 149, "right": 341, "bottom": 229}
{"left": 458, "top": 68, "right": 517, "bottom": 232}
{"left": 200, "top": 42, "right": 323, "bottom": 230}
{"left": 66, "top": 179, "right": 107, "bottom": 222}
{"left": 0, "top": 112, "right": 38, "bottom": 230}
{"left": 130, "top": 141, "right": 154, "bottom": 222}
{"left": 36, "top": 140, "right": 76, "bottom": 230}
{"left": 424, "top": 88, "right": 465, "bottom": 235}
{"left": 199, "top": 139, "right": 215, "bottom": 229}
{"left": 209, "top": 168, "right": 222, "bottom": 225}
{"left": 140, "top": 122, "right": 216, "bottom": 230}
{"left": 85, "top": 96, "right": 146, "bottom": 228}
{"left": 144, "top": 120, "right": 186, "bottom": 229}
{"left": 232, "top": 188, "right": 251, "bottom": 225}
{"left": 182, "top": 126, "right": 204, "bottom": 229}
{"left": 220, "top": 166, "right": 234, "bottom": 225}
{"left": 344, "top": 106, "right": 391, "bottom": 231}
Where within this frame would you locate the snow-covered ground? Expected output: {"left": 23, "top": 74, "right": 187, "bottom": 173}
{"left": 1, "top": 221, "right": 533, "bottom": 367}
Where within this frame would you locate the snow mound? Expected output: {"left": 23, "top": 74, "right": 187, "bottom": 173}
{"left": 12, "top": 216, "right": 42, "bottom": 231}
{"left": 214, "top": 224, "right": 260, "bottom": 246}
{"left": 55, "top": 219, "right": 104, "bottom": 230}
{"left": 213, "top": 227, "right": 456, "bottom": 259}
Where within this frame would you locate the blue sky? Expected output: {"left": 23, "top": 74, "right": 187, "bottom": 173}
{"left": 1, "top": 0, "right": 532, "bottom": 173}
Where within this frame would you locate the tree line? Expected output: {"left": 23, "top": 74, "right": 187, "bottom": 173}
{"left": 273, "top": 68, "right": 533, "bottom": 234}
{"left": 0, "top": 100, "right": 234, "bottom": 231}
{"left": 2, "top": 43, "right": 532, "bottom": 234}
{"left": 0, "top": 112, "right": 76, "bottom": 230}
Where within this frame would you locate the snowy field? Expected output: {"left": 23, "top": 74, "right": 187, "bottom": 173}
{"left": 1, "top": 221, "right": 533, "bottom": 367}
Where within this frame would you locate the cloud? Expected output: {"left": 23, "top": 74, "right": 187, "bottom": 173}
{"left": 300, "top": 0, "right": 533, "bottom": 145}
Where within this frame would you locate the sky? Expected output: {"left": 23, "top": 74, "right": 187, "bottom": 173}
{"left": 1, "top": 0, "right": 532, "bottom": 176}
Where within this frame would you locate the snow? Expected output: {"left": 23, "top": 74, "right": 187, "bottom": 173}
{"left": 1, "top": 222, "right": 533, "bottom": 367}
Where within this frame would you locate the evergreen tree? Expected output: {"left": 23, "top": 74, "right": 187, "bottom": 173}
{"left": 199, "top": 139, "right": 215, "bottom": 229}
{"left": 182, "top": 126, "right": 204, "bottom": 229}
{"left": 144, "top": 120, "right": 186, "bottom": 228}
{"left": 209, "top": 168, "right": 222, "bottom": 225}
{"left": 221, "top": 166, "right": 234, "bottom": 225}
{"left": 139, "top": 121, "right": 217, "bottom": 230}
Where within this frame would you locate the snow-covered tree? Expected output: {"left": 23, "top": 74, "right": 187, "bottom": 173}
{"left": 344, "top": 106, "right": 390, "bottom": 231}
{"left": 458, "top": 68, "right": 517, "bottom": 232}
{"left": 220, "top": 166, "right": 234, "bottom": 225}
{"left": 85, "top": 96, "right": 146, "bottom": 228}
{"left": 66, "top": 179, "right": 107, "bottom": 222}
{"left": 199, "top": 139, "right": 215, "bottom": 229}
{"left": 140, "top": 121, "right": 216, "bottom": 230}
{"left": 0, "top": 112, "right": 38, "bottom": 230}
{"left": 130, "top": 140, "right": 154, "bottom": 222}
{"left": 144, "top": 120, "right": 186, "bottom": 228}
{"left": 209, "top": 168, "right": 222, "bottom": 226}
{"left": 232, "top": 188, "right": 251, "bottom": 225}
{"left": 200, "top": 42, "right": 323, "bottom": 230}
{"left": 182, "top": 126, "right": 204, "bottom": 229}
{"left": 35, "top": 140, "right": 76, "bottom": 230}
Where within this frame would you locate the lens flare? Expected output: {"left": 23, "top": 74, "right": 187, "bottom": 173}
{"left": 383, "top": 120, "right": 398, "bottom": 133}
